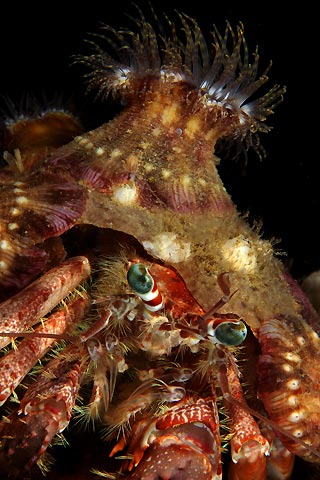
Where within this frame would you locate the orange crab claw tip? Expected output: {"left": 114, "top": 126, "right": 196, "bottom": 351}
{"left": 109, "top": 437, "right": 127, "bottom": 457}
{"left": 228, "top": 447, "right": 267, "bottom": 480}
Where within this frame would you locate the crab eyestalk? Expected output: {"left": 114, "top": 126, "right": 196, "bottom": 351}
{"left": 207, "top": 317, "right": 247, "bottom": 346}
{"left": 127, "top": 263, "right": 164, "bottom": 316}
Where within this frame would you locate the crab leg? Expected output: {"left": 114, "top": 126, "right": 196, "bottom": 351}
{"left": 0, "top": 294, "right": 90, "bottom": 406}
{"left": 0, "top": 342, "right": 88, "bottom": 477}
{"left": 217, "top": 356, "right": 270, "bottom": 480}
{"left": 0, "top": 256, "right": 91, "bottom": 349}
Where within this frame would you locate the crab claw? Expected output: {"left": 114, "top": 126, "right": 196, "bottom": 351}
{"left": 258, "top": 313, "right": 320, "bottom": 463}
{"left": 258, "top": 276, "right": 320, "bottom": 463}
{"left": 124, "top": 424, "right": 222, "bottom": 480}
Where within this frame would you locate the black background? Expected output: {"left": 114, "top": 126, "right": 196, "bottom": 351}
{"left": 0, "top": 1, "right": 317, "bottom": 280}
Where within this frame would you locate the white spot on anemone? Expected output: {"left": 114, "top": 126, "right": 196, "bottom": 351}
{"left": 96, "top": 147, "right": 105, "bottom": 156}
{"left": 84, "top": 141, "right": 94, "bottom": 150}
{"left": 161, "top": 168, "right": 171, "bottom": 179}
{"left": 15, "top": 196, "right": 29, "bottom": 205}
{"left": 110, "top": 148, "right": 122, "bottom": 159}
{"left": 112, "top": 183, "right": 138, "bottom": 206}
{"left": 142, "top": 233, "right": 191, "bottom": 263}
{"left": 0, "top": 240, "right": 10, "bottom": 250}
{"left": 79, "top": 137, "right": 89, "bottom": 146}
{"left": 8, "top": 223, "right": 18, "bottom": 230}
{"left": 10, "top": 207, "right": 20, "bottom": 216}
{"left": 221, "top": 235, "right": 257, "bottom": 273}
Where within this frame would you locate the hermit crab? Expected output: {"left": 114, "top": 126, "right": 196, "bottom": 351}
{"left": 0, "top": 8, "right": 319, "bottom": 480}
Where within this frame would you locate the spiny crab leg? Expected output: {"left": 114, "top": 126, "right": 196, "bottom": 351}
{"left": 0, "top": 294, "right": 90, "bottom": 406}
{"left": 217, "top": 354, "right": 270, "bottom": 480}
{"left": 0, "top": 256, "right": 91, "bottom": 349}
{"left": 0, "top": 342, "right": 88, "bottom": 477}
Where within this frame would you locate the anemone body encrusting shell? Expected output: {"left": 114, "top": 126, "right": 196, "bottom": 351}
{"left": 48, "top": 15, "right": 293, "bottom": 330}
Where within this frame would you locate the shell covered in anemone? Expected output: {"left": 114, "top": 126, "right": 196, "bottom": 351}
{"left": 46, "top": 13, "right": 292, "bottom": 329}
{"left": 0, "top": 7, "right": 320, "bottom": 480}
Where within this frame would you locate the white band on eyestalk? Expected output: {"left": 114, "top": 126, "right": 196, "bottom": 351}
{"left": 141, "top": 288, "right": 164, "bottom": 312}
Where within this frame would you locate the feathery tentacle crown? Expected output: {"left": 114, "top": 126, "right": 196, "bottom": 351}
{"left": 77, "top": 11, "right": 285, "bottom": 144}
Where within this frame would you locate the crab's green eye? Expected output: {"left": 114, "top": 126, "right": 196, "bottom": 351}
{"left": 127, "top": 263, "right": 154, "bottom": 295}
{"left": 214, "top": 320, "right": 247, "bottom": 346}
